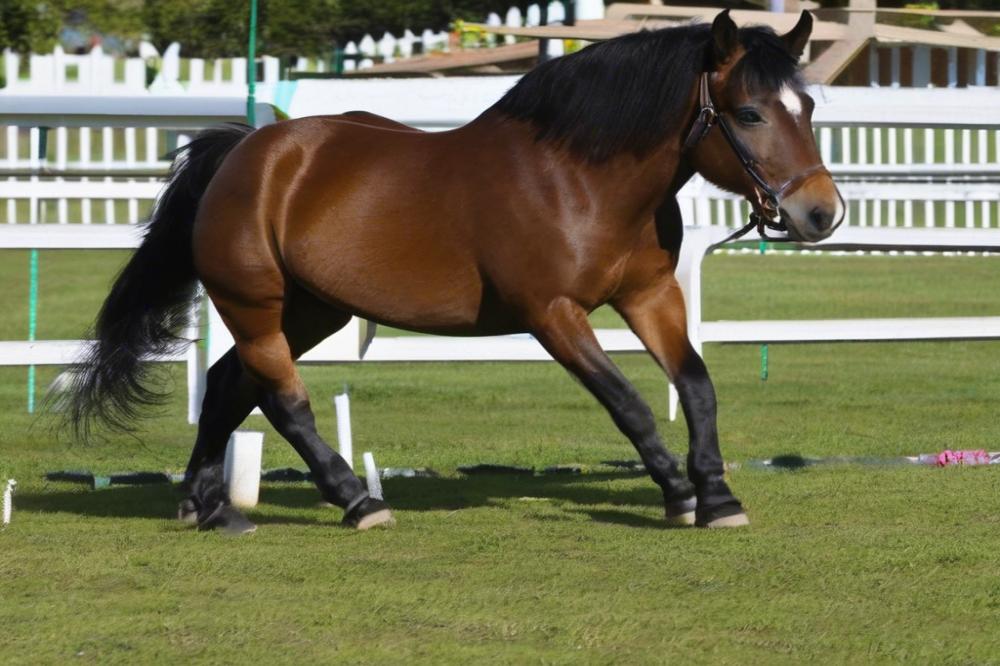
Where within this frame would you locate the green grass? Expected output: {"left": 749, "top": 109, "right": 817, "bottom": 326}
{"left": 2, "top": 250, "right": 1000, "bottom": 663}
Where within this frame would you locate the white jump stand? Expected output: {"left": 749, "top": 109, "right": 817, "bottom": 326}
{"left": 224, "top": 431, "right": 265, "bottom": 508}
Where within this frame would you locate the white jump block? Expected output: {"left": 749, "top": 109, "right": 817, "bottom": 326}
{"left": 2, "top": 479, "right": 15, "bottom": 526}
{"left": 224, "top": 431, "right": 264, "bottom": 509}
{"left": 334, "top": 392, "right": 353, "bottom": 470}
{"left": 363, "top": 452, "right": 383, "bottom": 501}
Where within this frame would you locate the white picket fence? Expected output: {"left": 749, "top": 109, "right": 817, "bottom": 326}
{"left": 5, "top": 0, "right": 998, "bottom": 96}
{"left": 4, "top": 83, "right": 997, "bottom": 229}
{"left": 0, "top": 1, "right": 587, "bottom": 95}
{"left": 1, "top": 44, "right": 302, "bottom": 97}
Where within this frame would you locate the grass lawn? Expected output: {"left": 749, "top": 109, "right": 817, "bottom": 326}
{"left": 1, "top": 249, "right": 999, "bottom": 663}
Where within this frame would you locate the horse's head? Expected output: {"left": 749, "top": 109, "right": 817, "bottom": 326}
{"left": 686, "top": 10, "right": 844, "bottom": 242}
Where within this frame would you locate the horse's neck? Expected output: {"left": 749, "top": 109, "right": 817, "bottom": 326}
{"left": 587, "top": 140, "right": 695, "bottom": 226}
{"left": 474, "top": 110, "right": 696, "bottom": 228}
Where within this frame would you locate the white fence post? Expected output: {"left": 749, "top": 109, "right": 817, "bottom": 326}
{"left": 504, "top": 7, "right": 523, "bottom": 45}
{"left": 3, "top": 49, "right": 19, "bottom": 88}
{"left": 400, "top": 30, "right": 417, "bottom": 58}
{"left": 575, "top": 0, "right": 605, "bottom": 20}
{"left": 377, "top": 33, "right": 396, "bottom": 64}
{"left": 262, "top": 56, "right": 280, "bottom": 84}
{"left": 526, "top": 4, "right": 542, "bottom": 27}
{"left": 343, "top": 42, "right": 358, "bottom": 72}
{"left": 358, "top": 34, "right": 376, "bottom": 69}
{"left": 150, "top": 42, "right": 183, "bottom": 93}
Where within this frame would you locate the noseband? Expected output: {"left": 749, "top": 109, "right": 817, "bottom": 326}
{"left": 683, "top": 72, "right": 843, "bottom": 243}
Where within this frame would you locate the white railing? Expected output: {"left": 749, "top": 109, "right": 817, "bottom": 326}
{"left": 0, "top": 1, "right": 589, "bottom": 87}
{"left": 0, "top": 99, "right": 276, "bottom": 422}
{"left": 4, "top": 84, "right": 998, "bottom": 228}
{"left": 0, "top": 97, "right": 278, "bottom": 225}
{"left": 2, "top": 44, "right": 304, "bottom": 97}
{"left": 2, "top": 86, "right": 999, "bottom": 425}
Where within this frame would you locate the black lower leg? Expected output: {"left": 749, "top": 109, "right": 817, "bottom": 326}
{"left": 532, "top": 301, "right": 692, "bottom": 511}
{"left": 584, "top": 370, "right": 694, "bottom": 503}
{"left": 673, "top": 352, "right": 743, "bottom": 522}
{"left": 181, "top": 348, "right": 257, "bottom": 524}
{"left": 257, "top": 391, "right": 368, "bottom": 510}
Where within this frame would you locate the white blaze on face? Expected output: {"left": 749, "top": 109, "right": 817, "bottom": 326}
{"left": 779, "top": 85, "right": 802, "bottom": 119}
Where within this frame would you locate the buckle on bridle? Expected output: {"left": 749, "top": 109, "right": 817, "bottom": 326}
{"left": 696, "top": 105, "right": 716, "bottom": 128}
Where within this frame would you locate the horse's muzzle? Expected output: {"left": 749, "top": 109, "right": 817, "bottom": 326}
{"left": 778, "top": 181, "right": 845, "bottom": 242}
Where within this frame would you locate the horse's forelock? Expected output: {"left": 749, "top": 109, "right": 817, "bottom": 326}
{"left": 730, "top": 26, "right": 805, "bottom": 96}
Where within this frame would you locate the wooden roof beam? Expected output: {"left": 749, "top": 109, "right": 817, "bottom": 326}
{"left": 802, "top": 38, "right": 870, "bottom": 84}
{"left": 471, "top": 18, "right": 849, "bottom": 43}
{"left": 874, "top": 24, "right": 1000, "bottom": 52}
{"left": 344, "top": 41, "right": 539, "bottom": 76}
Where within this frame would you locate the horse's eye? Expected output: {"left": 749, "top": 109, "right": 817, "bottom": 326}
{"left": 735, "top": 108, "right": 764, "bottom": 125}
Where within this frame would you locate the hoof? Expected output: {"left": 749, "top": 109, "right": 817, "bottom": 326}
{"left": 177, "top": 499, "right": 198, "bottom": 525}
{"left": 665, "top": 496, "right": 697, "bottom": 527}
{"left": 198, "top": 504, "right": 257, "bottom": 536}
{"left": 696, "top": 501, "right": 749, "bottom": 528}
{"left": 702, "top": 512, "right": 750, "bottom": 528}
{"left": 343, "top": 497, "right": 395, "bottom": 530}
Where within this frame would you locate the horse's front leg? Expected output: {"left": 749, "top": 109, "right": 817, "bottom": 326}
{"left": 614, "top": 276, "right": 749, "bottom": 528}
{"left": 527, "top": 297, "right": 696, "bottom": 518}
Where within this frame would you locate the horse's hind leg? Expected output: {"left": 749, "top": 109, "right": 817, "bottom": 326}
{"left": 219, "top": 293, "right": 393, "bottom": 530}
{"left": 183, "top": 288, "right": 390, "bottom": 532}
{"left": 527, "top": 298, "right": 696, "bottom": 511}
{"left": 179, "top": 346, "right": 258, "bottom": 533}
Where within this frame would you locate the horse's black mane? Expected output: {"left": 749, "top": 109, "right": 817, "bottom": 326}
{"left": 494, "top": 23, "right": 803, "bottom": 163}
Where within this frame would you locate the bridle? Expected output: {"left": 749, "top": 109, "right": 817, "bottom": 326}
{"left": 683, "top": 71, "right": 844, "bottom": 243}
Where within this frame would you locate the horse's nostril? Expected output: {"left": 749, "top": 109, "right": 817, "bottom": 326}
{"left": 809, "top": 206, "right": 832, "bottom": 231}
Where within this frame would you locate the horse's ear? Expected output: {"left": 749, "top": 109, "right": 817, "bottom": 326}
{"left": 781, "top": 11, "right": 813, "bottom": 60}
{"left": 711, "top": 9, "right": 739, "bottom": 69}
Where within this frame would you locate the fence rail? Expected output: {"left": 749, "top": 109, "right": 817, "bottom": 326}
{"left": 3, "top": 1, "right": 998, "bottom": 95}
{"left": 1, "top": 86, "right": 999, "bottom": 424}
{"left": 5, "top": 85, "right": 997, "bottom": 228}
{"left": 0, "top": 99, "right": 275, "bottom": 421}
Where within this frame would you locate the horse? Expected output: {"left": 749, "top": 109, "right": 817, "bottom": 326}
{"left": 67, "top": 10, "right": 843, "bottom": 534}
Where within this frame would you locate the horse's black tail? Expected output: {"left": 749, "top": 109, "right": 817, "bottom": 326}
{"left": 64, "top": 123, "right": 254, "bottom": 439}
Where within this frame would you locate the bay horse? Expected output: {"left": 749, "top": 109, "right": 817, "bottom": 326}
{"left": 68, "top": 10, "right": 843, "bottom": 534}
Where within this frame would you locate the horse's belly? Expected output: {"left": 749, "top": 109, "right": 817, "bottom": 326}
{"left": 281, "top": 223, "right": 500, "bottom": 334}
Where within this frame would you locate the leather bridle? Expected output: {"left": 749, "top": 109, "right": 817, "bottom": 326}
{"left": 683, "top": 72, "right": 845, "bottom": 243}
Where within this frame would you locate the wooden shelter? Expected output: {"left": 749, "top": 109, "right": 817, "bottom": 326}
{"left": 351, "top": 2, "right": 1000, "bottom": 85}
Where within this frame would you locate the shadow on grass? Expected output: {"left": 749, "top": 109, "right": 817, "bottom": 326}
{"left": 577, "top": 508, "right": 676, "bottom": 530}
{"left": 16, "top": 472, "right": 664, "bottom": 525}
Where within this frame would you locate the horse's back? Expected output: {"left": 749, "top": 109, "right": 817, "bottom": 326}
{"left": 195, "top": 114, "right": 497, "bottom": 333}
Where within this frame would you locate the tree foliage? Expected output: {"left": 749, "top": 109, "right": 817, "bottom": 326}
{"left": 331, "top": 1, "right": 521, "bottom": 41}
{"left": 141, "top": 1, "right": 528, "bottom": 57}
{"left": 62, "top": 0, "right": 145, "bottom": 45}
{"left": 142, "top": 0, "right": 248, "bottom": 56}
{"left": 1, "top": 1, "right": 537, "bottom": 57}
{"left": 0, "top": 0, "right": 61, "bottom": 53}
